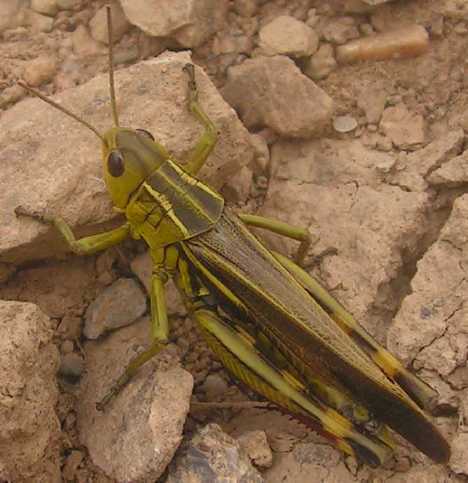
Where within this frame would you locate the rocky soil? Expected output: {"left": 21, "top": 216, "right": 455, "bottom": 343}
{"left": 1, "top": 0, "right": 468, "bottom": 482}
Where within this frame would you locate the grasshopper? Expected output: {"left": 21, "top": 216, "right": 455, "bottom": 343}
{"left": 16, "top": 7, "right": 450, "bottom": 467}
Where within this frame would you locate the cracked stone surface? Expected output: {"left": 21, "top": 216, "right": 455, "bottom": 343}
{"left": 0, "top": 301, "right": 61, "bottom": 482}
{"left": 78, "top": 317, "right": 194, "bottom": 482}
{"left": 388, "top": 194, "right": 468, "bottom": 376}
{"left": 258, "top": 138, "right": 429, "bottom": 337}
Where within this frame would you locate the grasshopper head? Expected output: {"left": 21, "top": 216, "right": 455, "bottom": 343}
{"left": 19, "top": 6, "right": 168, "bottom": 211}
{"left": 102, "top": 127, "right": 167, "bottom": 209}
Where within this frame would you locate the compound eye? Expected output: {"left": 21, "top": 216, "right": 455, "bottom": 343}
{"left": 107, "top": 150, "right": 125, "bottom": 177}
{"left": 136, "top": 128, "right": 155, "bottom": 141}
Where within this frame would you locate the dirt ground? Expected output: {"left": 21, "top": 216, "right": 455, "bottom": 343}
{"left": 1, "top": 0, "right": 468, "bottom": 482}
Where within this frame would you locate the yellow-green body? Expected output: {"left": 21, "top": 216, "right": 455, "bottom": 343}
{"left": 18, "top": 62, "right": 450, "bottom": 467}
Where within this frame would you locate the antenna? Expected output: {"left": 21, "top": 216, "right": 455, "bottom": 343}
{"left": 17, "top": 5, "right": 120, "bottom": 140}
{"left": 18, "top": 81, "right": 105, "bottom": 142}
{"left": 106, "top": 5, "right": 119, "bottom": 127}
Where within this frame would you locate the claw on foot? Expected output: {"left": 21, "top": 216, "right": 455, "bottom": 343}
{"left": 183, "top": 63, "right": 198, "bottom": 103}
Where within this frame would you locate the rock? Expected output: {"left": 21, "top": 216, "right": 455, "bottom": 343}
{"left": 0, "top": 84, "right": 25, "bottom": 108}
{"left": 260, "top": 138, "right": 427, "bottom": 329}
{"left": 130, "top": 251, "right": 186, "bottom": 316}
{"left": 449, "top": 433, "right": 468, "bottom": 476}
{"left": 23, "top": 55, "right": 57, "bottom": 87}
{"left": 458, "top": 391, "right": 468, "bottom": 430}
{"left": 200, "top": 373, "right": 230, "bottom": 400}
{"left": 233, "top": 0, "right": 258, "bottom": 17}
{"left": 222, "top": 56, "right": 333, "bottom": 138}
{"left": 120, "top": 0, "right": 228, "bottom": 48}
{"left": 380, "top": 103, "right": 425, "bottom": 149}
{"left": 0, "top": 257, "right": 96, "bottom": 318}
{"left": 58, "top": 352, "right": 85, "bottom": 382}
{"left": 388, "top": 195, "right": 468, "bottom": 367}
{"left": 72, "top": 24, "right": 106, "bottom": 57}
{"left": 0, "top": 51, "right": 253, "bottom": 265}
{"left": 357, "top": 86, "right": 387, "bottom": 124}
{"left": 62, "top": 450, "right": 85, "bottom": 482}
{"left": 78, "top": 317, "right": 193, "bottom": 482}
{"left": 27, "top": 9, "right": 54, "bottom": 33}
{"left": 222, "top": 164, "right": 253, "bottom": 203}
{"left": 89, "top": 2, "right": 131, "bottom": 45}
{"left": 30, "top": 0, "right": 58, "bottom": 16}
{"left": 418, "top": 370, "right": 459, "bottom": 414}
{"left": 249, "top": 133, "right": 270, "bottom": 174}
{"left": 336, "top": 25, "right": 429, "bottom": 64}
{"left": 56, "top": 0, "right": 80, "bottom": 9}
{"left": 238, "top": 430, "right": 273, "bottom": 468}
{"left": 321, "top": 16, "right": 360, "bottom": 45}
{"left": 84, "top": 278, "right": 147, "bottom": 339}
{"left": 0, "top": 0, "right": 22, "bottom": 33}
{"left": 212, "top": 33, "right": 253, "bottom": 56}
{"left": 428, "top": 149, "right": 468, "bottom": 187}
{"left": 302, "top": 43, "right": 337, "bottom": 80}
{"left": 333, "top": 114, "right": 358, "bottom": 133}
{"left": 258, "top": 15, "right": 319, "bottom": 58}
{"left": 167, "top": 424, "right": 264, "bottom": 482}
{"left": 60, "top": 339, "right": 74, "bottom": 354}
{"left": 389, "top": 128, "right": 464, "bottom": 192}
{"left": 0, "top": 301, "right": 60, "bottom": 481}
{"left": 439, "top": 1, "right": 468, "bottom": 19}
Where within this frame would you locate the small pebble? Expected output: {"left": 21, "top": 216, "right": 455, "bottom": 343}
{"left": 0, "top": 1, "right": 22, "bottom": 34}
{"left": 23, "top": 55, "right": 57, "bottom": 86}
{"left": 61, "top": 339, "right": 74, "bottom": 354}
{"left": 56, "top": 0, "right": 80, "bottom": 9}
{"left": 62, "top": 450, "right": 85, "bottom": 481}
{"left": 28, "top": 10, "right": 54, "bottom": 32}
{"left": 200, "top": 373, "right": 230, "bottom": 400}
{"left": 59, "top": 353, "right": 85, "bottom": 383}
{"left": 303, "top": 43, "right": 337, "bottom": 80}
{"left": 232, "top": 0, "right": 258, "bottom": 17}
{"left": 336, "top": 25, "right": 429, "bottom": 64}
{"left": 72, "top": 24, "right": 105, "bottom": 57}
{"left": 89, "top": 3, "right": 131, "bottom": 45}
{"left": 63, "top": 411, "right": 77, "bottom": 431}
{"left": 238, "top": 430, "right": 273, "bottom": 468}
{"left": 57, "top": 315, "right": 82, "bottom": 339}
{"left": 454, "top": 22, "right": 468, "bottom": 35}
{"left": 0, "top": 85, "right": 25, "bottom": 108}
{"left": 322, "top": 16, "right": 360, "bottom": 45}
{"left": 333, "top": 115, "right": 358, "bottom": 133}
{"left": 84, "top": 278, "right": 147, "bottom": 339}
{"left": 31, "top": 0, "right": 58, "bottom": 16}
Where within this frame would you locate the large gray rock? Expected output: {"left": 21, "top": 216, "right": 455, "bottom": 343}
{"left": 222, "top": 56, "right": 333, "bottom": 139}
{"left": 0, "top": 300, "right": 61, "bottom": 482}
{"left": 1, "top": 51, "right": 253, "bottom": 264}
{"left": 78, "top": 316, "right": 193, "bottom": 482}
{"left": 388, "top": 194, "right": 468, "bottom": 373}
